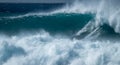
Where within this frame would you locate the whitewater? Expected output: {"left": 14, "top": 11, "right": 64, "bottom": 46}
{"left": 0, "top": 0, "right": 120, "bottom": 65}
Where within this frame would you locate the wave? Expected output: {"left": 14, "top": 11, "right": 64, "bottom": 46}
{"left": 0, "top": 13, "right": 94, "bottom": 35}
{"left": 0, "top": 13, "right": 120, "bottom": 39}
{"left": 0, "top": 0, "right": 120, "bottom": 36}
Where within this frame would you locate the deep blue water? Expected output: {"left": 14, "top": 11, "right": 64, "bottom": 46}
{"left": 0, "top": 3, "right": 65, "bottom": 13}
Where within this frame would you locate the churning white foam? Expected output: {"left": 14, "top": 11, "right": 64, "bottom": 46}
{"left": 0, "top": 31, "right": 120, "bottom": 65}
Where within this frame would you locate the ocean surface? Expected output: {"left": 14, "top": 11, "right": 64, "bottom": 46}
{"left": 0, "top": 0, "right": 120, "bottom": 65}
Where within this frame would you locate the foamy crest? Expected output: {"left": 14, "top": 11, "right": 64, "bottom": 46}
{"left": 76, "top": 0, "right": 120, "bottom": 37}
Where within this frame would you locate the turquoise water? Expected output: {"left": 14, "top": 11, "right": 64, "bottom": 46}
{"left": 0, "top": 13, "right": 93, "bottom": 34}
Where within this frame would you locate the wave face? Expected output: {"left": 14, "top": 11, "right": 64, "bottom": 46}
{"left": 0, "top": 0, "right": 120, "bottom": 65}
{"left": 0, "top": 13, "right": 93, "bottom": 34}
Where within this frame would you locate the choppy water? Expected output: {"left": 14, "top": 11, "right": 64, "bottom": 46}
{"left": 0, "top": 0, "right": 120, "bottom": 65}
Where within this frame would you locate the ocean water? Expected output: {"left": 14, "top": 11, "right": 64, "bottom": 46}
{"left": 0, "top": 0, "right": 120, "bottom": 65}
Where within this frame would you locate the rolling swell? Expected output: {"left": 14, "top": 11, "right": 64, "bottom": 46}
{"left": 0, "top": 13, "right": 93, "bottom": 34}
{"left": 0, "top": 13, "right": 120, "bottom": 38}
